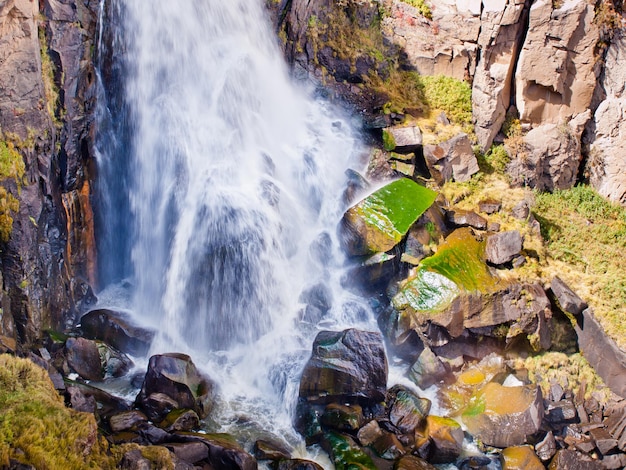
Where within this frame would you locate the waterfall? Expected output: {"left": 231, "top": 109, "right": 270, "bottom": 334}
{"left": 95, "top": 0, "right": 375, "bottom": 447}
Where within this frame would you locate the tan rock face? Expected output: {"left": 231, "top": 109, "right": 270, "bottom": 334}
{"left": 472, "top": 0, "right": 527, "bottom": 150}
{"left": 588, "top": 32, "right": 626, "bottom": 206}
{"left": 515, "top": 0, "right": 599, "bottom": 125}
{"left": 0, "top": 0, "right": 50, "bottom": 137}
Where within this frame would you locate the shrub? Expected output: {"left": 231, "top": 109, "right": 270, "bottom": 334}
{"left": 401, "top": 0, "right": 433, "bottom": 19}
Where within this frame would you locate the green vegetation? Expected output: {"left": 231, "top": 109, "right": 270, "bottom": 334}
{"left": 400, "top": 0, "right": 433, "bottom": 19}
{"left": 419, "top": 75, "right": 473, "bottom": 128}
{"left": 533, "top": 185, "right": 626, "bottom": 348}
{"left": 323, "top": 431, "right": 377, "bottom": 470}
{"left": 478, "top": 144, "right": 510, "bottom": 175}
{"left": 0, "top": 354, "right": 115, "bottom": 469}
{"left": 0, "top": 140, "right": 26, "bottom": 242}
{"left": 39, "top": 24, "right": 61, "bottom": 126}
{"left": 382, "top": 129, "right": 396, "bottom": 151}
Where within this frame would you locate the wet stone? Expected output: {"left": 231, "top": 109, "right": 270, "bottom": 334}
{"left": 109, "top": 410, "right": 149, "bottom": 433}
{"left": 357, "top": 420, "right": 385, "bottom": 447}
{"left": 372, "top": 431, "right": 406, "bottom": 460}
{"left": 253, "top": 439, "right": 292, "bottom": 461}
{"left": 388, "top": 385, "right": 431, "bottom": 435}
{"left": 163, "top": 442, "right": 209, "bottom": 465}
{"left": 425, "top": 416, "right": 464, "bottom": 464}
{"left": 276, "top": 459, "right": 324, "bottom": 470}
{"left": 321, "top": 403, "right": 363, "bottom": 431}
{"left": 159, "top": 408, "right": 200, "bottom": 432}
{"left": 393, "top": 455, "right": 436, "bottom": 469}
{"left": 500, "top": 445, "right": 544, "bottom": 470}
{"left": 408, "top": 346, "right": 449, "bottom": 389}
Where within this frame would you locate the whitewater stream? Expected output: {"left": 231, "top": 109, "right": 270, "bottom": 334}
{"left": 93, "top": 0, "right": 387, "bottom": 460}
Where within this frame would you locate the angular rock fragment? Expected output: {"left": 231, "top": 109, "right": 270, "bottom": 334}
{"left": 485, "top": 230, "right": 523, "bottom": 265}
{"left": 550, "top": 277, "right": 588, "bottom": 317}
{"left": 423, "top": 133, "right": 479, "bottom": 184}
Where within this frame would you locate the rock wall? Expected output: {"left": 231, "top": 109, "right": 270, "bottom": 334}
{"left": 276, "top": 0, "right": 626, "bottom": 204}
{"left": 0, "top": 0, "right": 98, "bottom": 349}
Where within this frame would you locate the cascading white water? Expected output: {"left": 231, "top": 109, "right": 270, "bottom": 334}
{"left": 96, "top": 0, "right": 378, "bottom": 451}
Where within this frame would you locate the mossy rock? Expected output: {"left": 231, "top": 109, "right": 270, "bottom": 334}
{"left": 320, "top": 431, "right": 377, "bottom": 470}
{"left": 340, "top": 178, "right": 438, "bottom": 256}
{"left": 0, "top": 354, "right": 114, "bottom": 469}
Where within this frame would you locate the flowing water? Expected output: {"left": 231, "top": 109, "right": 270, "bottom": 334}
{"left": 94, "top": 0, "right": 378, "bottom": 453}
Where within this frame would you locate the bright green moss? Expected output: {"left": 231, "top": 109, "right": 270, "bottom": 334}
{"left": 324, "top": 431, "right": 377, "bottom": 470}
{"left": 0, "top": 354, "right": 115, "bottom": 469}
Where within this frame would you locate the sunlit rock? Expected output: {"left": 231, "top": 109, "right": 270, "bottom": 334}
{"left": 500, "top": 445, "right": 544, "bottom": 470}
{"left": 462, "top": 382, "right": 544, "bottom": 447}
{"left": 339, "top": 178, "right": 438, "bottom": 256}
{"left": 423, "top": 133, "right": 479, "bottom": 184}
{"left": 394, "top": 454, "right": 436, "bottom": 470}
{"left": 485, "top": 230, "right": 523, "bottom": 266}
{"left": 425, "top": 415, "right": 464, "bottom": 464}
{"left": 136, "top": 353, "right": 215, "bottom": 422}
{"left": 298, "top": 329, "right": 388, "bottom": 405}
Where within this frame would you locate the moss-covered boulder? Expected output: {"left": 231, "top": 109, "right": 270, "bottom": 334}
{"left": 462, "top": 382, "right": 544, "bottom": 448}
{"left": 339, "top": 178, "right": 438, "bottom": 256}
{"left": 298, "top": 329, "right": 387, "bottom": 405}
{"left": 320, "top": 431, "right": 377, "bottom": 470}
{"left": 0, "top": 354, "right": 114, "bottom": 469}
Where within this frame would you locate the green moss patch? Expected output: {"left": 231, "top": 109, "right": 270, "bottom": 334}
{"left": 323, "top": 431, "right": 377, "bottom": 470}
{"left": 0, "top": 354, "right": 114, "bottom": 469}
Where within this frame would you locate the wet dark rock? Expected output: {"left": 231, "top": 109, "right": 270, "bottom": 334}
{"left": 321, "top": 403, "right": 363, "bottom": 431}
{"left": 601, "top": 453, "right": 626, "bottom": 469}
{"left": 409, "top": 346, "right": 449, "bottom": 389}
{"left": 159, "top": 409, "right": 200, "bottom": 432}
{"left": 423, "top": 133, "right": 479, "bottom": 184}
{"left": 479, "top": 199, "right": 502, "bottom": 214}
{"left": 276, "top": 459, "right": 324, "bottom": 470}
{"left": 65, "top": 381, "right": 131, "bottom": 420}
{"left": 119, "top": 449, "right": 152, "bottom": 470}
{"left": 299, "top": 283, "right": 333, "bottom": 322}
{"left": 548, "top": 449, "right": 604, "bottom": 469}
{"left": 393, "top": 454, "right": 436, "bottom": 469}
{"left": 445, "top": 209, "right": 488, "bottom": 230}
{"left": 550, "top": 277, "right": 588, "bottom": 317}
{"left": 65, "top": 337, "right": 102, "bottom": 381}
{"left": 343, "top": 252, "right": 399, "bottom": 295}
{"left": 535, "top": 431, "right": 557, "bottom": 462}
{"left": 294, "top": 401, "right": 323, "bottom": 445}
{"left": 136, "top": 353, "right": 215, "bottom": 422}
{"left": 137, "top": 422, "right": 171, "bottom": 445}
{"left": 175, "top": 432, "right": 257, "bottom": 470}
{"left": 109, "top": 410, "right": 149, "bottom": 433}
{"left": 358, "top": 420, "right": 385, "bottom": 446}
{"left": 298, "top": 329, "right": 387, "bottom": 405}
{"left": 371, "top": 431, "right": 406, "bottom": 460}
{"left": 485, "top": 230, "right": 523, "bottom": 266}
{"left": 80, "top": 309, "right": 155, "bottom": 356}
{"left": 388, "top": 385, "right": 431, "bottom": 435}
{"left": 164, "top": 442, "right": 209, "bottom": 465}
{"left": 253, "top": 439, "right": 292, "bottom": 461}
{"left": 457, "top": 455, "right": 497, "bottom": 469}
{"left": 342, "top": 169, "right": 370, "bottom": 207}
{"left": 66, "top": 384, "right": 97, "bottom": 414}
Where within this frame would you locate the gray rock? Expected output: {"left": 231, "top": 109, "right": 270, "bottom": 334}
{"left": 485, "top": 230, "right": 523, "bottom": 265}
{"left": 445, "top": 209, "right": 487, "bottom": 230}
{"left": 109, "top": 411, "right": 149, "bottom": 433}
{"left": 385, "top": 125, "right": 423, "bottom": 153}
{"left": 551, "top": 276, "right": 588, "bottom": 316}
{"left": 535, "top": 431, "right": 557, "bottom": 462}
{"left": 409, "top": 347, "right": 449, "bottom": 389}
{"left": 423, "top": 133, "right": 479, "bottom": 184}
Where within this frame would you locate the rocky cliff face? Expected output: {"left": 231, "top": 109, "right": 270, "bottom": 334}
{"left": 274, "top": 0, "right": 626, "bottom": 204}
{"left": 0, "top": 0, "right": 98, "bottom": 350}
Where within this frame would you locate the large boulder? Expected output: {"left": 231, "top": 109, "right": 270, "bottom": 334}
{"left": 80, "top": 309, "right": 155, "bottom": 356}
{"left": 176, "top": 432, "right": 258, "bottom": 470}
{"left": 423, "top": 133, "right": 479, "bottom": 184}
{"left": 339, "top": 178, "right": 437, "bottom": 257}
{"left": 298, "top": 329, "right": 388, "bottom": 405}
{"left": 462, "top": 382, "right": 544, "bottom": 447}
{"left": 136, "top": 353, "right": 216, "bottom": 422}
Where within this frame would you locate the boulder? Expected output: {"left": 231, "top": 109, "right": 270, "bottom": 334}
{"left": 515, "top": 0, "right": 598, "bottom": 125}
{"left": 485, "top": 230, "right": 523, "bottom": 266}
{"left": 159, "top": 408, "right": 200, "bottom": 432}
{"left": 535, "top": 431, "right": 557, "bottom": 462}
{"left": 339, "top": 178, "right": 437, "bottom": 256}
{"left": 175, "top": 432, "right": 257, "bottom": 470}
{"left": 425, "top": 416, "right": 464, "bottom": 464}
{"left": 423, "top": 133, "right": 479, "bottom": 184}
{"left": 409, "top": 346, "right": 449, "bottom": 389}
{"left": 164, "top": 442, "right": 209, "bottom": 465}
{"left": 388, "top": 385, "right": 431, "bottom": 434}
{"left": 136, "top": 353, "right": 215, "bottom": 421}
{"left": 298, "top": 329, "right": 387, "bottom": 404}
{"left": 320, "top": 432, "right": 377, "bottom": 470}
{"left": 357, "top": 420, "right": 385, "bottom": 447}
{"left": 550, "top": 277, "right": 587, "bottom": 317}
{"left": 383, "top": 126, "right": 423, "bottom": 153}
{"left": 321, "top": 403, "right": 364, "bottom": 432}
{"left": 109, "top": 410, "right": 149, "bottom": 433}
{"left": 462, "top": 382, "right": 544, "bottom": 447}
{"left": 276, "top": 459, "right": 324, "bottom": 470}
{"left": 500, "top": 445, "right": 544, "bottom": 470}
{"left": 65, "top": 382, "right": 131, "bottom": 419}
{"left": 575, "top": 309, "right": 626, "bottom": 399}
{"left": 371, "top": 430, "right": 406, "bottom": 460}
{"left": 253, "top": 439, "right": 292, "bottom": 462}
{"left": 445, "top": 209, "right": 487, "bottom": 230}
{"left": 65, "top": 337, "right": 104, "bottom": 381}
{"left": 548, "top": 449, "right": 604, "bottom": 470}
{"left": 509, "top": 115, "right": 589, "bottom": 191}
{"left": 80, "top": 309, "right": 155, "bottom": 356}
{"left": 394, "top": 455, "right": 436, "bottom": 470}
